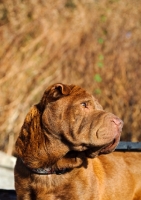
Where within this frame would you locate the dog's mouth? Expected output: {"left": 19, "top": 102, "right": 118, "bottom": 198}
{"left": 85, "top": 134, "right": 120, "bottom": 158}
{"left": 100, "top": 138, "right": 118, "bottom": 154}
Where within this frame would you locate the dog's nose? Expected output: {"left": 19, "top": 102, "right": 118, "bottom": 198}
{"left": 112, "top": 117, "right": 123, "bottom": 128}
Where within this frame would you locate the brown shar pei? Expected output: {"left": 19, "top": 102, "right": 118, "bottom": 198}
{"left": 14, "top": 83, "right": 141, "bottom": 200}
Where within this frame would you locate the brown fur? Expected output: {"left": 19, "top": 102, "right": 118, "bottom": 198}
{"left": 14, "top": 83, "right": 141, "bottom": 200}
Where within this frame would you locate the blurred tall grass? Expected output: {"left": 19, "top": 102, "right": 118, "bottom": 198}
{"left": 0, "top": 0, "right": 141, "bottom": 154}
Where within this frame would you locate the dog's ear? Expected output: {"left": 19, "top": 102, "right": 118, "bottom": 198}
{"left": 15, "top": 106, "right": 48, "bottom": 168}
{"left": 39, "top": 83, "right": 71, "bottom": 111}
{"left": 15, "top": 105, "right": 69, "bottom": 169}
{"left": 49, "top": 83, "right": 71, "bottom": 98}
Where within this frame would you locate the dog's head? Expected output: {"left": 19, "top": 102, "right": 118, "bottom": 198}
{"left": 15, "top": 83, "right": 123, "bottom": 170}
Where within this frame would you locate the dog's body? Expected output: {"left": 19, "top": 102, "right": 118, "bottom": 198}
{"left": 14, "top": 83, "right": 141, "bottom": 200}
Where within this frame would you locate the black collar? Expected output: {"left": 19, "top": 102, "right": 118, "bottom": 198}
{"left": 21, "top": 159, "right": 68, "bottom": 175}
{"left": 30, "top": 166, "right": 68, "bottom": 175}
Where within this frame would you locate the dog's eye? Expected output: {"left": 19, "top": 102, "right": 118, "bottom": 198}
{"left": 81, "top": 102, "right": 87, "bottom": 108}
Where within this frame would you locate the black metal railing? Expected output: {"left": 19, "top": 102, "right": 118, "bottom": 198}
{"left": 116, "top": 142, "right": 141, "bottom": 151}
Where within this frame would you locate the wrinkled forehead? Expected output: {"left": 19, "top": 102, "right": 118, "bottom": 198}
{"left": 70, "top": 85, "right": 93, "bottom": 99}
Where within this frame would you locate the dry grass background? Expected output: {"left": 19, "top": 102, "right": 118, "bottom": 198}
{"left": 0, "top": 0, "right": 141, "bottom": 155}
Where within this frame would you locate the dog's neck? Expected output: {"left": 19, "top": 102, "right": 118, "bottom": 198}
{"left": 21, "top": 150, "right": 86, "bottom": 175}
